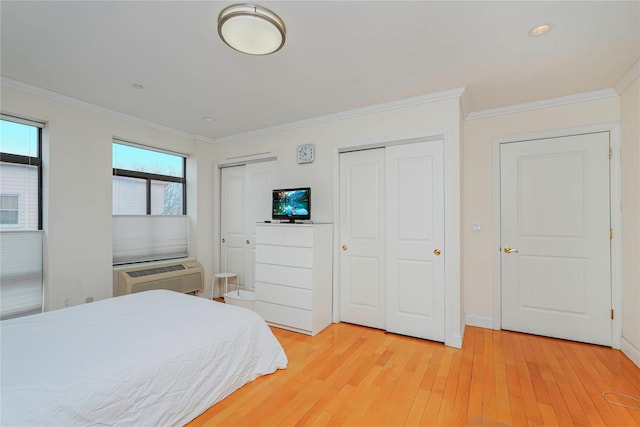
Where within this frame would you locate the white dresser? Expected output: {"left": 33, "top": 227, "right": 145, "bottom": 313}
{"left": 255, "top": 223, "right": 333, "bottom": 336}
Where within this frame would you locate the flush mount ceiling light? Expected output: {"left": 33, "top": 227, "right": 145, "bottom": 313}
{"left": 528, "top": 24, "right": 551, "bottom": 37}
{"left": 218, "top": 3, "right": 286, "bottom": 55}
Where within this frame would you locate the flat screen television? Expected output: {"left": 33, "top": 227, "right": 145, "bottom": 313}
{"left": 272, "top": 187, "right": 311, "bottom": 222}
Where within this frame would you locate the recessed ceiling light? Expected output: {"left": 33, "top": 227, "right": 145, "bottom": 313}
{"left": 528, "top": 24, "right": 551, "bottom": 37}
{"left": 202, "top": 116, "right": 214, "bottom": 122}
{"left": 131, "top": 83, "right": 144, "bottom": 90}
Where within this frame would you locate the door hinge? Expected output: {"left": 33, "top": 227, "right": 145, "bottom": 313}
{"left": 611, "top": 309, "right": 614, "bottom": 320}
{"left": 609, "top": 147, "right": 612, "bottom": 159}
{"left": 610, "top": 228, "right": 613, "bottom": 240}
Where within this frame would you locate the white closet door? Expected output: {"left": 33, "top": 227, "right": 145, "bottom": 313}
{"left": 220, "top": 165, "right": 246, "bottom": 286}
{"left": 339, "top": 149, "right": 386, "bottom": 329}
{"left": 386, "top": 141, "right": 445, "bottom": 341}
{"left": 500, "top": 132, "right": 612, "bottom": 346}
{"left": 244, "top": 161, "right": 278, "bottom": 290}
{"left": 220, "top": 161, "right": 277, "bottom": 291}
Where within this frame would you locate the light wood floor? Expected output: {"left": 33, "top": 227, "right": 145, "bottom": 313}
{"left": 188, "top": 323, "right": 640, "bottom": 426}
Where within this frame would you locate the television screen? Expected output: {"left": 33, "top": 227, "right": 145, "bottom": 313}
{"left": 272, "top": 188, "right": 311, "bottom": 222}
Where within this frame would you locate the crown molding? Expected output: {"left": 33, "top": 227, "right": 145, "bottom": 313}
{"left": 1, "top": 77, "right": 198, "bottom": 141}
{"left": 466, "top": 88, "right": 618, "bottom": 121}
{"left": 194, "top": 134, "right": 216, "bottom": 144}
{"left": 212, "top": 87, "right": 466, "bottom": 144}
{"left": 614, "top": 61, "right": 639, "bottom": 95}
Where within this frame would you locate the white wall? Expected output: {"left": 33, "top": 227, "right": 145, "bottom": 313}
{"left": 1, "top": 84, "right": 216, "bottom": 311}
{"left": 620, "top": 75, "right": 640, "bottom": 362}
{"left": 210, "top": 96, "right": 464, "bottom": 346}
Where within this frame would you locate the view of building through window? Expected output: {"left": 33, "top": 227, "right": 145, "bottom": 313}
{"left": 112, "top": 142, "right": 185, "bottom": 215}
{"left": 0, "top": 118, "right": 41, "bottom": 230}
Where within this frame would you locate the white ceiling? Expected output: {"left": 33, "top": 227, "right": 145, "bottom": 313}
{"left": 1, "top": 1, "right": 638, "bottom": 141}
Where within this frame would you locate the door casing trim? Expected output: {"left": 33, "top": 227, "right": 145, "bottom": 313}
{"left": 492, "top": 123, "right": 621, "bottom": 348}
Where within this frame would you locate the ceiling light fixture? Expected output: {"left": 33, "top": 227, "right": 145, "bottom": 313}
{"left": 131, "top": 83, "right": 144, "bottom": 90}
{"left": 528, "top": 24, "right": 551, "bottom": 37}
{"left": 218, "top": 4, "right": 286, "bottom": 55}
{"left": 202, "top": 116, "right": 214, "bottom": 122}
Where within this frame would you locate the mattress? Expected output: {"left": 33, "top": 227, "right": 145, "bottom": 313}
{"left": 1, "top": 290, "right": 288, "bottom": 426}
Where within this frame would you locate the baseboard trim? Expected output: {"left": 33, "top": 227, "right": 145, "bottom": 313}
{"left": 464, "top": 314, "right": 494, "bottom": 330}
{"left": 620, "top": 337, "right": 640, "bottom": 369}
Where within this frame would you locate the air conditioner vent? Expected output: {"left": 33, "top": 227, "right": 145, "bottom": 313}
{"left": 126, "top": 264, "right": 185, "bottom": 278}
{"left": 115, "top": 260, "right": 204, "bottom": 296}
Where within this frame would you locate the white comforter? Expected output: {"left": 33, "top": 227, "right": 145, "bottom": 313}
{"left": 1, "top": 290, "right": 288, "bottom": 426}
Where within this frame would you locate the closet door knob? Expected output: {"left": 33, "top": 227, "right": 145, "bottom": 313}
{"left": 221, "top": 238, "right": 225, "bottom": 243}
{"left": 434, "top": 249, "right": 441, "bottom": 256}
{"left": 246, "top": 240, "right": 250, "bottom": 245}
{"left": 341, "top": 245, "right": 348, "bottom": 251}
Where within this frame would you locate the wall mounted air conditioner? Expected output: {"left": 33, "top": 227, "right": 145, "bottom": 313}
{"left": 115, "top": 260, "right": 204, "bottom": 296}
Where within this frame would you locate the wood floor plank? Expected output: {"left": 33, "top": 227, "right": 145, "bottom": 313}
{"left": 450, "top": 333, "right": 474, "bottom": 426}
{"left": 187, "top": 324, "right": 640, "bottom": 427}
{"left": 512, "top": 333, "right": 545, "bottom": 425}
{"left": 466, "top": 328, "right": 484, "bottom": 420}
{"left": 492, "top": 330, "right": 513, "bottom": 424}
{"left": 481, "top": 329, "right": 498, "bottom": 422}
{"left": 556, "top": 343, "right": 608, "bottom": 426}
{"left": 502, "top": 331, "right": 529, "bottom": 427}
{"left": 403, "top": 343, "right": 443, "bottom": 425}
{"left": 564, "top": 342, "right": 638, "bottom": 426}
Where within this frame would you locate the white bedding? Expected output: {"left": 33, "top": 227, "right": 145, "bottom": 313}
{"left": 1, "top": 290, "right": 288, "bottom": 426}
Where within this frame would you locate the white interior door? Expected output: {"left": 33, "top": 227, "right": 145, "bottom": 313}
{"left": 500, "top": 132, "right": 612, "bottom": 346}
{"left": 339, "top": 149, "right": 386, "bottom": 329}
{"left": 220, "top": 165, "right": 246, "bottom": 288}
{"left": 386, "top": 141, "right": 445, "bottom": 341}
{"left": 220, "top": 161, "right": 277, "bottom": 292}
{"left": 244, "top": 161, "right": 278, "bottom": 290}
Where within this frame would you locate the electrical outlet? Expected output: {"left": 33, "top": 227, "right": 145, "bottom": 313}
{"left": 471, "top": 222, "right": 483, "bottom": 233}
{"left": 63, "top": 297, "right": 71, "bottom": 308}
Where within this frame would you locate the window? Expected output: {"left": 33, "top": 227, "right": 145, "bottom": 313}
{"left": 0, "top": 116, "right": 42, "bottom": 230}
{"left": 0, "top": 115, "right": 44, "bottom": 319}
{"left": 0, "top": 194, "right": 20, "bottom": 225}
{"left": 112, "top": 142, "right": 186, "bottom": 215}
{"left": 112, "top": 141, "right": 188, "bottom": 265}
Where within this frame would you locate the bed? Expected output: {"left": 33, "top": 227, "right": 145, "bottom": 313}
{"left": 1, "top": 289, "right": 288, "bottom": 426}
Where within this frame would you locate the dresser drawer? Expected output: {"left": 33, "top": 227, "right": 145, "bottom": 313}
{"left": 255, "top": 245, "right": 313, "bottom": 268}
{"left": 256, "top": 301, "right": 312, "bottom": 331}
{"left": 255, "top": 263, "right": 313, "bottom": 289}
{"left": 255, "top": 282, "right": 312, "bottom": 310}
{"left": 256, "top": 224, "right": 315, "bottom": 247}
